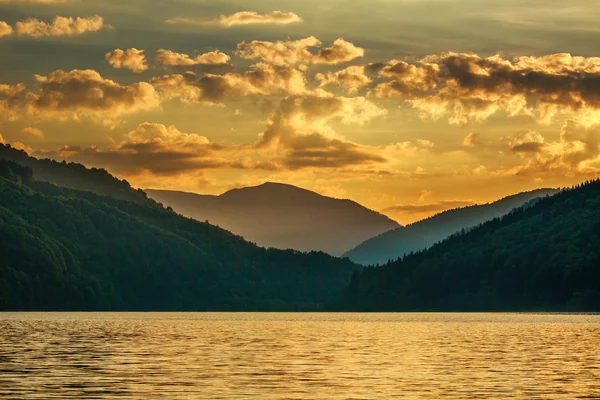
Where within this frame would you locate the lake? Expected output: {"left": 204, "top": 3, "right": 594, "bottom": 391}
{"left": 1, "top": 313, "right": 599, "bottom": 399}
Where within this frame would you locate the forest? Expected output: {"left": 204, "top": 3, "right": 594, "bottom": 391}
{"left": 0, "top": 159, "right": 358, "bottom": 311}
{"left": 339, "top": 180, "right": 600, "bottom": 312}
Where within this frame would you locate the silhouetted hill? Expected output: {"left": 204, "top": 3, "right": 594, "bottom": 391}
{"left": 146, "top": 183, "right": 400, "bottom": 256}
{"left": 0, "top": 160, "right": 359, "bottom": 311}
{"left": 339, "top": 180, "right": 600, "bottom": 312}
{"left": 0, "top": 143, "right": 152, "bottom": 204}
{"left": 343, "top": 189, "right": 558, "bottom": 265}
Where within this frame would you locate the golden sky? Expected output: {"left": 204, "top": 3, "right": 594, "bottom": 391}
{"left": 1, "top": 0, "right": 600, "bottom": 224}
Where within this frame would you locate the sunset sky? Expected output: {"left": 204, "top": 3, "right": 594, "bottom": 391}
{"left": 1, "top": 0, "right": 599, "bottom": 224}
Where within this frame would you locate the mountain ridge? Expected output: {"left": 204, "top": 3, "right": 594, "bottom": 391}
{"left": 145, "top": 183, "right": 400, "bottom": 256}
{"left": 343, "top": 188, "right": 559, "bottom": 265}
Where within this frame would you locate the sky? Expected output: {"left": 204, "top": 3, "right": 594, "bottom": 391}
{"left": 1, "top": 0, "right": 600, "bottom": 224}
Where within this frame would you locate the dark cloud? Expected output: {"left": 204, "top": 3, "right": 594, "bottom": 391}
{"left": 375, "top": 52, "right": 600, "bottom": 125}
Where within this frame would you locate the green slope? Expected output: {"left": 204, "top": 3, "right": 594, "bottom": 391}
{"left": 0, "top": 162, "right": 358, "bottom": 311}
{"left": 339, "top": 180, "right": 600, "bottom": 312}
{"left": 0, "top": 143, "right": 152, "bottom": 204}
{"left": 343, "top": 189, "right": 558, "bottom": 266}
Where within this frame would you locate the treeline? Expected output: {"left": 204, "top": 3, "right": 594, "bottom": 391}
{"left": 0, "top": 143, "right": 152, "bottom": 204}
{"left": 0, "top": 161, "right": 358, "bottom": 311}
{"left": 339, "top": 180, "right": 600, "bottom": 312}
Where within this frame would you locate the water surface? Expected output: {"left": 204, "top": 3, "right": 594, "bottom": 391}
{"left": 1, "top": 313, "right": 599, "bottom": 399}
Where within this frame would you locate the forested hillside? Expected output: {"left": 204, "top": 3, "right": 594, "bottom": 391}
{"left": 0, "top": 143, "right": 152, "bottom": 204}
{"left": 343, "top": 189, "right": 558, "bottom": 265}
{"left": 340, "top": 180, "right": 600, "bottom": 312}
{"left": 0, "top": 160, "right": 358, "bottom": 311}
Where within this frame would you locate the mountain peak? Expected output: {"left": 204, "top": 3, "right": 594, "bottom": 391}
{"left": 146, "top": 182, "right": 400, "bottom": 256}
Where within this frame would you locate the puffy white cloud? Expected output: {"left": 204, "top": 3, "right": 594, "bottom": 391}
{"left": 0, "top": 82, "right": 26, "bottom": 120}
{"left": 105, "top": 48, "right": 148, "bottom": 73}
{"left": 316, "top": 65, "right": 371, "bottom": 93}
{"left": 14, "top": 15, "right": 105, "bottom": 37}
{"left": 155, "top": 49, "right": 230, "bottom": 67}
{"left": 237, "top": 37, "right": 364, "bottom": 66}
{"left": 28, "top": 69, "right": 160, "bottom": 116}
{"left": 0, "top": 22, "right": 13, "bottom": 38}
{"left": 151, "top": 63, "right": 307, "bottom": 103}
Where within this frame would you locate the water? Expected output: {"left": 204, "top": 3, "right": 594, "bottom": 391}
{"left": 1, "top": 313, "right": 599, "bottom": 399}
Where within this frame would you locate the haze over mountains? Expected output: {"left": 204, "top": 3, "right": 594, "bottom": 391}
{"left": 146, "top": 184, "right": 400, "bottom": 256}
{"left": 343, "top": 189, "right": 559, "bottom": 266}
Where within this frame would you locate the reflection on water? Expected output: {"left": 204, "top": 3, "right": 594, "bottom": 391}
{"left": 1, "top": 313, "right": 599, "bottom": 399}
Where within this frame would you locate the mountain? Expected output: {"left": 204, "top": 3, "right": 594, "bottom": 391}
{"left": 145, "top": 183, "right": 400, "bottom": 256}
{"left": 343, "top": 189, "right": 558, "bottom": 265}
{"left": 0, "top": 143, "right": 152, "bottom": 204}
{"left": 0, "top": 159, "right": 359, "bottom": 311}
{"left": 339, "top": 180, "right": 600, "bottom": 312}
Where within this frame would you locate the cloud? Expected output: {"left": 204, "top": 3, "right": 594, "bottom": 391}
{"left": 503, "top": 121, "right": 600, "bottom": 177}
{"left": 258, "top": 94, "right": 387, "bottom": 168}
{"left": 284, "top": 133, "right": 385, "bottom": 169}
{"left": 0, "top": 133, "right": 4, "bottom": 143}
{"left": 316, "top": 65, "right": 372, "bottom": 93}
{"left": 417, "top": 189, "right": 432, "bottom": 202}
{"left": 40, "top": 123, "right": 220, "bottom": 175}
{"left": 155, "top": 49, "right": 230, "bottom": 67}
{"left": 237, "top": 36, "right": 364, "bottom": 66}
{"left": 0, "top": 22, "right": 13, "bottom": 38}
{"left": 218, "top": 11, "right": 302, "bottom": 27}
{"left": 21, "top": 127, "right": 44, "bottom": 138}
{"left": 151, "top": 63, "right": 306, "bottom": 104}
{"left": 38, "top": 122, "right": 280, "bottom": 176}
{"left": 508, "top": 131, "right": 546, "bottom": 153}
{"left": 0, "top": 82, "right": 26, "bottom": 120}
{"left": 14, "top": 15, "right": 105, "bottom": 37}
{"left": 375, "top": 52, "right": 600, "bottom": 126}
{"left": 463, "top": 132, "right": 481, "bottom": 147}
{"left": 375, "top": 59, "right": 439, "bottom": 97}
{"left": 382, "top": 200, "right": 476, "bottom": 214}
{"left": 105, "top": 48, "right": 148, "bottom": 74}
{"left": 28, "top": 69, "right": 160, "bottom": 117}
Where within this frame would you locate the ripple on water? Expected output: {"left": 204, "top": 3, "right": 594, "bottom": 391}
{"left": 0, "top": 312, "right": 599, "bottom": 399}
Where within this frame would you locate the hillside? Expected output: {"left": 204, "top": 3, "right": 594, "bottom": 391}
{"left": 0, "top": 160, "right": 359, "bottom": 311}
{"left": 339, "top": 180, "right": 600, "bottom": 312}
{"left": 343, "top": 189, "right": 558, "bottom": 265}
{"left": 0, "top": 143, "right": 152, "bottom": 204}
{"left": 145, "top": 183, "right": 400, "bottom": 256}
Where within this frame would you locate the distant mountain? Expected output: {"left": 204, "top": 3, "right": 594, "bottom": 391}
{"left": 339, "top": 180, "right": 600, "bottom": 312}
{"left": 145, "top": 183, "right": 400, "bottom": 256}
{"left": 343, "top": 189, "right": 558, "bottom": 265}
{"left": 0, "top": 143, "right": 152, "bottom": 204}
{"left": 0, "top": 159, "right": 358, "bottom": 311}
